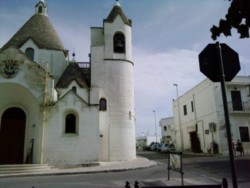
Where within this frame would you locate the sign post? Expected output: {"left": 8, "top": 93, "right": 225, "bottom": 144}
{"left": 167, "top": 151, "right": 184, "bottom": 186}
{"left": 199, "top": 42, "right": 240, "bottom": 188}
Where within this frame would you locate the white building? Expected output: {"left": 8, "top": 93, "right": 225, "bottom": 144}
{"left": 159, "top": 117, "right": 174, "bottom": 144}
{"left": 136, "top": 136, "right": 161, "bottom": 151}
{"left": 173, "top": 76, "right": 250, "bottom": 155}
{"left": 0, "top": 0, "right": 136, "bottom": 165}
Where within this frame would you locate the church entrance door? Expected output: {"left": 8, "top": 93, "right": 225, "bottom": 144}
{"left": 0, "top": 107, "right": 26, "bottom": 164}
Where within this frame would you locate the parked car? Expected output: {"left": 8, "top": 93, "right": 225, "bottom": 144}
{"left": 156, "top": 143, "right": 163, "bottom": 152}
{"left": 144, "top": 142, "right": 155, "bottom": 151}
{"left": 161, "top": 144, "right": 175, "bottom": 153}
{"left": 150, "top": 142, "right": 159, "bottom": 151}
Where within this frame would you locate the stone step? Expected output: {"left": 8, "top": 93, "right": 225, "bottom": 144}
{"left": 0, "top": 164, "right": 53, "bottom": 174}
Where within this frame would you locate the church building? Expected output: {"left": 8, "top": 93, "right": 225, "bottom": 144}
{"left": 0, "top": 0, "right": 136, "bottom": 165}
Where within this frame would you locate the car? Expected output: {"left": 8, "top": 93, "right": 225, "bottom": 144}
{"left": 150, "top": 142, "right": 159, "bottom": 151}
{"left": 144, "top": 142, "right": 155, "bottom": 151}
{"left": 156, "top": 143, "right": 163, "bottom": 152}
{"left": 161, "top": 144, "right": 175, "bottom": 153}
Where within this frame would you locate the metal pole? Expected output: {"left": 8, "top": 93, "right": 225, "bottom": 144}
{"left": 174, "top": 84, "right": 183, "bottom": 152}
{"left": 216, "top": 42, "right": 238, "bottom": 188}
{"left": 153, "top": 110, "right": 157, "bottom": 143}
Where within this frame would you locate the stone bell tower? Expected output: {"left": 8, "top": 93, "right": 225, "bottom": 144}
{"left": 91, "top": 1, "right": 136, "bottom": 161}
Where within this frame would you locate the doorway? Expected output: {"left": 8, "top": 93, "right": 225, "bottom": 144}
{"left": 190, "top": 131, "right": 202, "bottom": 153}
{"left": 0, "top": 107, "right": 26, "bottom": 164}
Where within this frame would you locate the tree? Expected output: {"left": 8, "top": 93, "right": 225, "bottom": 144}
{"left": 211, "top": 0, "right": 250, "bottom": 40}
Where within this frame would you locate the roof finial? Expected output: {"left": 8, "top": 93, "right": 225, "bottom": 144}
{"left": 115, "top": 0, "right": 120, "bottom": 7}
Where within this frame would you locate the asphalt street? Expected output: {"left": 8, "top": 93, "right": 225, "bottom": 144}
{"left": 0, "top": 151, "right": 249, "bottom": 188}
{"left": 138, "top": 151, "right": 250, "bottom": 187}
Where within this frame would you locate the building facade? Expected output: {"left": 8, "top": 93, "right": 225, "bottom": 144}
{"left": 0, "top": 0, "right": 136, "bottom": 165}
{"left": 173, "top": 77, "right": 250, "bottom": 155}
{"left": 159, "top": 117, "right": 174, "bottom": 144}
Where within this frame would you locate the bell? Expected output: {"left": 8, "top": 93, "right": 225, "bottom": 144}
{"left": 114, "top": 40, "right": 124, "bottom": 53}
{"left": 115, "top": 40, "right": 124, "bottom": 48}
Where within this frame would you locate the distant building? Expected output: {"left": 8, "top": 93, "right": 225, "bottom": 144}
{"left": 136, "top": 136, "right": 161, "bottom": 150}
{"left": 0, "top": 0, "right": 136, "bottom": 165}
{"left": 159, "top": 117, "right": 174, "bottom": 144}
{"left": 173, "top": 76, "right": 250, "bottom": 155}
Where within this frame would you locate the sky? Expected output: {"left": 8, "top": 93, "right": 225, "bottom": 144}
{"left": 0, "top": 0, "right": 250, "bottom": 138}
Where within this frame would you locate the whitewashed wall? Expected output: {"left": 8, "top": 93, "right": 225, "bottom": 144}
{"left": 20, "top": 39, "right": 67, "bottom": 81}
{"left": 173, "top": 77, "right": 250, "bottom": 155}
{"left": 43, "top": 91, "right": 99, "bottom": 165}
{"left": 91, "top": 11, "right": 136, "bottom": 161}
{"left": 0, "top": 56, "right": 44, "bottom": 164}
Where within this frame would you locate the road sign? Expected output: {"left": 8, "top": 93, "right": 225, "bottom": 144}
{"left": 199, "top": 43, "right": 240, "bottom": 82}
{"left": 199, "top": 42, "right": 240, "bottom": 188}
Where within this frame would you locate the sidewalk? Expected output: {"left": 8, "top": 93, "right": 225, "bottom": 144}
{"left": 0, "top": 156, "right": 225, "bottom": 187}
{"left": 2, "top": 154, "right": 248, "bottom": 187}
{"left": 0, "top": 156, "right": 157, "bottom": 178}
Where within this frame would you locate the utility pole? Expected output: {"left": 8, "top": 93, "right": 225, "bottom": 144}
{"left": 174, "top": 84, "right": 184, "bottom": 152}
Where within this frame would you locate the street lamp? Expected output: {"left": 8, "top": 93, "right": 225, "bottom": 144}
{"left": 173, "top": 84, "right": 184, "bottom": 152}
{"left": 153, "top": 110, "right": 157, "bottom": 143}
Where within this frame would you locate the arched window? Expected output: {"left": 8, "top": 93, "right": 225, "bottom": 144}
{"left": 25, "top": 48, "right": 35, "bottom": 61}
{"left": 113, "top": 33, "right": 125, "bottom": 53}
{"left": 65, "top": 113, "right": 76, "bottom": 134}
{"left": 38, "top": 6, "right": 43, "bottom": 13}
{"left": 99, "top": 98, "right": 107, "bottom": 111}
{"left": 72, "top": 86, "right": 77, "bottom": 93}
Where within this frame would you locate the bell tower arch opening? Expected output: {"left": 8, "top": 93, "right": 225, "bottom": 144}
{"left": 113, "top": 32, "right": 125, "bottom": 53}
{"left": 0, "top": 107, "right": 26, "bottom": 164}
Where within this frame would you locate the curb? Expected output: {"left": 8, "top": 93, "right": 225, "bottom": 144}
{"left": 0, "top": 157, "right": 157, "bottom": 178}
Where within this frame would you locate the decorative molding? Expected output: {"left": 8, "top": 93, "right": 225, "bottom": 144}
{"left": 0, "top": 48, "right": 24, "bottom": 78}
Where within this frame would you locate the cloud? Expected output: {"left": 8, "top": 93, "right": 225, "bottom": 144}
{"left": 53, "top": 21, "right": 90, "bottom": 62}
{"left": 1, "top": 0, "right": 249, "bottom": 138}
{"left": 134, "top": 47, "right": 205, "bottom": 136}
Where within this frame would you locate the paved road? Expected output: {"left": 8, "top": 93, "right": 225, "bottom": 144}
{"left": 138, "top": 151, "right": 250, "bottom": 187}
{"left": 0, "top": 152, "right": 249, "bottom": 188}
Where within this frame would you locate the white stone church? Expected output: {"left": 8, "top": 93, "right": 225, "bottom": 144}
{"left": 0, "top": 0, "right": 136, "bottom": 165}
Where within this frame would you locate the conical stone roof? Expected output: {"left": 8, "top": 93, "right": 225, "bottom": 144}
{"left": 2, "top": 14, "right": 64, "bottom": 51}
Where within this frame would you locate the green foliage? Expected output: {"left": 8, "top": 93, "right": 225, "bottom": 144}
{"left": 211, "top": 0, "right": 250, "bottom": 40}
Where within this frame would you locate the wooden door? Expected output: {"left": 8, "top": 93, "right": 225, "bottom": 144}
{"left": 0, "top": 108, "right": 26, "bottom": 164}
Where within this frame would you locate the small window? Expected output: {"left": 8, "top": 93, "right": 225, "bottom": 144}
{"left": 72, "top": 86, "right": 77, "bottom": 93}
{"left": 164, "top": 126, "right": 167, "bottom": 131}
{"left": 239, "top": 127, "right": 250, "bottom": 142}
{"left": 183, "top": 105, "right": 187, "bottom": 116}
{"left": 65, "top": 113, "right": 76, "bottom": 134}
{"left": 113, "top": 33, "right": 125, "bottom": 53}
{"left": 99, "top": 98, "right": 107, "bottom": 111}
{"left": 191, "top": 101, "right": 194, "bottom": 112}
{"left": 38, "top": 6, "right": 43, "bottom": 13}
{"left": 25, "top": 48, "right": 35, "bottom": 61}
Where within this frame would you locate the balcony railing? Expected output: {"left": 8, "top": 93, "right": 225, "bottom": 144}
{"left": 228, "top": 101, "right": 250, "bottom": 113}
{"left": 77, "top": 62, "right": 90, "bottom": 68}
